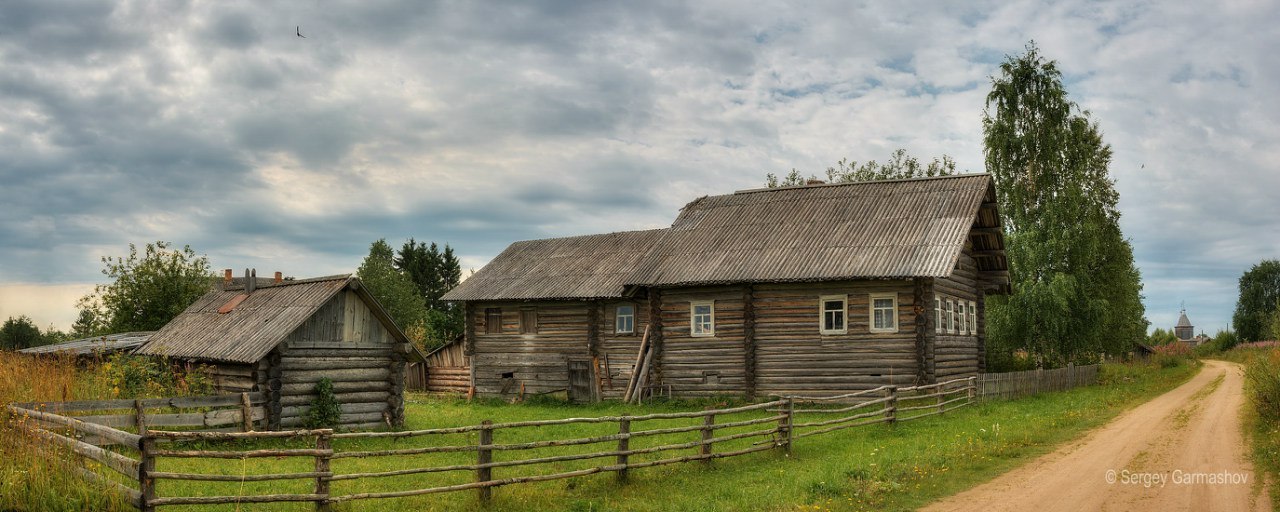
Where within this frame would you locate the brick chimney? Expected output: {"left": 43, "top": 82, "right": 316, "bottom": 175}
{"left": 274, "top": 271, "right": 283, "bottom": 284}
{"left": 223, "top": 269, "right": 233, "bottom": 285}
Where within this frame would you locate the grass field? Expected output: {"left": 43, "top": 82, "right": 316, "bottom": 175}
{"left": 115, "top": 361, "right": 1195, "bottom": 512}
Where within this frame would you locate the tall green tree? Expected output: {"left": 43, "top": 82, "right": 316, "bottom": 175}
{"left": 0, "top": 315, "right": 45, "bottom": 350}
{"left": 1232, "top": 259, "right": 1280, "bottom": 341}
{"left": 394, "top": 239, "right": 464, "bottom": 345}
{"left": 77, "top": 242, "right": 215, "bottom": 333}
{"left": 982, "top": 42, "right": 1147, "bottom": 367}
{"left": 767, "top": 148, "right": 956, "bottom": 187}
{"left": 357, "top": 239, "right": 430, "bottom": 343}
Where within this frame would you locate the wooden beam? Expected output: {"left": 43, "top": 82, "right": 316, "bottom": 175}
{"left": 742, "top": 285, "right": 757, "bottom": 401}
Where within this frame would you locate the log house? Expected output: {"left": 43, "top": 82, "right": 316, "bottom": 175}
{"left": 443, "top": 174, "right": 1010, "bottom": 400}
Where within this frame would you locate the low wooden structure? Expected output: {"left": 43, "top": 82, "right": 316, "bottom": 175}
{"left": 416, "top": 338, "right": 469, "bottom": 394}
{"left": 134, "top": 272, "right": 422, "bottom": 429}
{"left": 18, "top": 331, "right": 155, "bottom": 358}
{"left": 444, "top": 174, "right": 1011, "bottom": 400}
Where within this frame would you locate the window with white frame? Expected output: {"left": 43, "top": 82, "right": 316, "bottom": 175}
{"left": 959, "top": 300, "right": 968, "bottom": 334}
{"left": 820, "top": 295, "right": 847, "bottom": 335}
{"left": 962, "top": 299, "right": 972, "bottom": 335}
{"left": 870, "top": 293, "right": 897, "bottom": 333}
{"left": 691, "top": 301, "right": 715, "bottom": 337}
{"left": 944, "top": 299, "right": 954, "bottom": 334}
{"left": 935, "top": 297, "right": 942, "bottom": 334}
{"left": 615, "top": 304, "right": 635, "bottom": 334}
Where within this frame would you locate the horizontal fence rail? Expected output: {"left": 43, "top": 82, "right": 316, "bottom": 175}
{"left": 11, "top": 367, "right": 1100, "bottom": 510}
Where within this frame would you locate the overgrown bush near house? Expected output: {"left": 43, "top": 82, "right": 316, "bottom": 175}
{"left": 305, "top": 378, "right": 342, "bottom": 428}
{"left": 94, "top": 353, "right": 214, "bottom": 398}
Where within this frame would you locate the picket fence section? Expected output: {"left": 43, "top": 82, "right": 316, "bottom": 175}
{"left": 978, "top": 364, "right": 1100, "bottom": 400}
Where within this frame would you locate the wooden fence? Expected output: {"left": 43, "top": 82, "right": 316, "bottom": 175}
{"left": 6, "top": 393, "right": 267, "bottom": 509}
{"left": 7, "top": 378, "right": 981, "bottom": 510}
{"left": 977, "top": 364, "right": 1100, "bottom": 400}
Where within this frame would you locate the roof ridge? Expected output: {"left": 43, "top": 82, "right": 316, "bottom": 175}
{"left": 733, "top": 172, "right": 990, "bottom": 196}
{"left": 509, "top": 228, "right": 669, "bottom": 246}
{"left": 222, "top": 273, "right": 351, "bottom": 291}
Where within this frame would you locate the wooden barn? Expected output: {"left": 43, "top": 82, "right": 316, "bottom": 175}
{"left": 442, "top": 174, "right": 1010, "bottom": 400}
{"left": 135, "top": 272, "right": 421, "bottom": 429}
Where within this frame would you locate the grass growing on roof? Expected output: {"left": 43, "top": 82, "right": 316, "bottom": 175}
{"left": 142, "top": 362, "right": 1195, "bottom": 512}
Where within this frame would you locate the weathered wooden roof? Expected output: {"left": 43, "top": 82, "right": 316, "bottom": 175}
{"left": 18, "top": 332, "right": 154, "bottom": 356}
{"left": 1176, "top": 311, "right": 1192, "bottom": 327}
{"left": 635, "top": 173, "right": 1002, "bottom": 286}
{"left": 445, "top": 173, "right": 1008, "bottom": 300}
{"left": 135, "top": 275, "right": 410, "bottom": 364}
{"left": 442, "top": 229, "right": 667, "bottom": 301}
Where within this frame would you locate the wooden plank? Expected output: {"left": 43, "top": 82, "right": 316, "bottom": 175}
{"left": 8, "top": 406, "right": 141, "bottom": 447}
{"left": 22, "top": 425, "right": 140, "bottom": 478}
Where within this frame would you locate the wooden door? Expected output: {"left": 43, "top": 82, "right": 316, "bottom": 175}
{"left": 567, "top": 359, "right": 596, "bottom": 403}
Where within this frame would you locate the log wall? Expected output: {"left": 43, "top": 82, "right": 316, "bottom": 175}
{"left": 655, "top": 286, "right": 749, "bottom": 397}
{"left": 470, "top": 301, "right": 592, "bottom": 397}
{"left": 423, "top": 340, "right": 470, "bottom": 393}
{"left": 753, "top": 281, "right": 920, "bottom": 397}
{"left": 931, "top": 246, "right": 982, "bottom": 381}
{"left": 597, "top": 300, "right": 650, "bottom": 400}
{"left": 275, "top": 341, "right": 402, "bottom": 429}
{"left": 207, "top": 362, "right": 257, "bottom": 393}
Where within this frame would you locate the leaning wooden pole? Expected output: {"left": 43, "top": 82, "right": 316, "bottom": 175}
{"left": 623, "top": 325, "right": 651, "bottom": 402}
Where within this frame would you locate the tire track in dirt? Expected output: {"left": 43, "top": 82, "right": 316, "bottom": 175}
{"left": 920, "top": 360, "right": 1271, "bottom": 511}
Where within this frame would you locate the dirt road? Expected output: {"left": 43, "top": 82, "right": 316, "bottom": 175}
{"left": 922, "top": 360, "right": 1271, "bottom": 511}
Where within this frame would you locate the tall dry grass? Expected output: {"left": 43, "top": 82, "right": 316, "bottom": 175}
{"left": 0, "top": 351, "right": 130, "bottom": 511}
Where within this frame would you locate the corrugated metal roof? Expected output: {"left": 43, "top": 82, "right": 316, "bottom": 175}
{"left": 18, "top": 332, "right": 154, "bottom": 356}
{"left": 442, "top": 229, "right": 666, "bottom": 301}
{"left": 445, "top": 174, "right": 1008, "bottom": 300}
{"left": 135, "top": 275, "right": 410, "bottom": 364}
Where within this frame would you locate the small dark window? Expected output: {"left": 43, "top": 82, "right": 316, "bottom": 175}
{"left": 485, "top": 308, "right": 502, "bottom": 334}
{"left": 520, "top": 308, "right": 538, "bottom": 334}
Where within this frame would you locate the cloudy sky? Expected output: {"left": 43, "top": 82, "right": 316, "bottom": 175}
{"left": 1, "top": 1, "right": 1276, "bottom": 335}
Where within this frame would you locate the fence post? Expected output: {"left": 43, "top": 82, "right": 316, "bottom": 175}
{"left": 477, "top": 420, "right": 494, "bottom": 505}
{"left": 240, "top": 392, "right": 253, "bottom": 432}
{"left": 314, "top": 430, "right": 333, "bottom": 512}
{"left": 701, "top": 407, "right": 715, "bottom": 462}
{"left": 968, "top": 376, "right": 977, "bottom": 403}
{"left": 776, "top": 397, "right": 794, "bottom": 455}
{"left": 617, "top": 415, "right": 630, "bottom": 484}
{"left": 133, "top": 399, "right": 156, "bottom": 512}
{"left": 937, "top": 382, "right": 946, "bottom": 415}
{"left": 884, "top": 386, "right": 897, "bottom": 425}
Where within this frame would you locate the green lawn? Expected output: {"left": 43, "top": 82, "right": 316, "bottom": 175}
{"left": 133, "top": 361, "right": 1196, "bottom": 512}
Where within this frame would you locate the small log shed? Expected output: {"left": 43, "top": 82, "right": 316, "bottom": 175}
{"left": 134, "top": 271, "right": 424, "bottom": 429}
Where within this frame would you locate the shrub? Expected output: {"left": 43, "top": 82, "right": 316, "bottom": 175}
{"left": 1244, "top": 349, "right": 1280, "bottom": 422}
{"left": 305, "top": 378, "right": 342, "bottom": 428}
{"left": 1150, "top": 342, "right": 1192, "bottom": 368}
{"left": 96, "top": 353, "right": 214, "bottom": 398}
